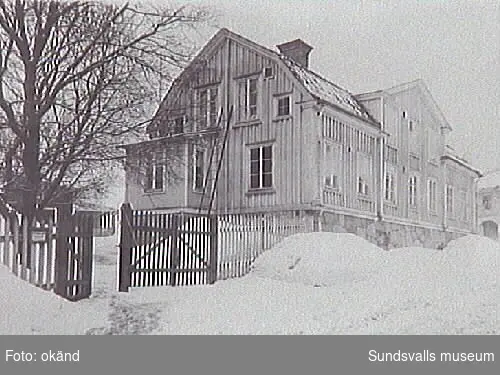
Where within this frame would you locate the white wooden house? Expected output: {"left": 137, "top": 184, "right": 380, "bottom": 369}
{"left": 478, "top": 171, "right": 500, "bottom": 240}
{"left": 121, "top": 28, "right": 481, "bottom": 248}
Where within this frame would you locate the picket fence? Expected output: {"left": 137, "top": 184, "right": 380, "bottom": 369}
{"left": 0, "top": 202, "right": 118, "bottom": 301}
{"left": 0, "top": 208, "right": 57, "bottom": 289}
{"left": 217, "top": 212, "right": 315, "bottom": 280}
{"left": 118, "top": 205, "right": 315, "bottom": 291}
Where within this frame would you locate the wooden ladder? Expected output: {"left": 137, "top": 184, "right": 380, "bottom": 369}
{"left": 198, "top": 105, "right": 234, "bottom": 215}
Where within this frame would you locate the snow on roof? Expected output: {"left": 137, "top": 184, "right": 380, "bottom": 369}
{"left": 478, "top": 170, "right": 500, "bottom": 190}
{"left": 279, "top": 55, "right": 375, "bottom": 122}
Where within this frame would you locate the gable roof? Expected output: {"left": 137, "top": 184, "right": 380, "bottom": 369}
{"left": 156, "top": 28, "right": 377, "bottom": 126}
{"left": 279, "top": 55, "right": 374, "bottom": 121}
{"left": 357, "top": 79, "right": 452, "bottom": 131}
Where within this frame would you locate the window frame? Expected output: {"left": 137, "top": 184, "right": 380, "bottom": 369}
{"left": 446, "top": 184, "right": 455, "bottom": 217}
{"left": 237, "top": 76, "right": 259, "bottom": 123}
{"left": 408, "top": 175, "right": 418, "bottom": 208}
{"left": 483, "top": 195, "right": 492, "bottom": 210}
{"left": 193, "top": 147, "right": 206, "bottom": 192}
{"left": 159, "top": 115, "right": 185, "bottom": 137}
{"left": 249, "top": 144, "right": 273, "bottom": 190}
{"left": 427, "top": 178, "right": 437, "bottom": 213}
{"left": 384, "top": 145, "right": 398, "bottom": 165}
{"left": 458, "top": 189, "right": 468, "bottom": 222}
{"left": 409, "top": 153, "right": 420, "bottom": 171}
{"left": 196, "top": 86, "right": 219, "bottom": 130}
{"left": 356, "top": 152, "right": 372, "bottom": 197}
{"left": 144, "top": 151, "right": 165, "bottom": 193}
{"left": 323, "top": 142, "right": 342, "bottom": 190}
{"left": 276, "top": 94, "right": 291, "bottom": 118}
{"left": 384, "top": 170, "right": 397, "bottom": 203}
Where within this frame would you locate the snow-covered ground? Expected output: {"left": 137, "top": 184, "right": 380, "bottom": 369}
{"left": 0, "top": 233, "right": 498, "bottom": 334}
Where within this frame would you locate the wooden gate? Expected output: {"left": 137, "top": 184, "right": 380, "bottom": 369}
{"left": 54, "top": 204, "right": 94, "bottom": 301}
{"left": 118, "top": 203, "right": 217, "bottom": 291}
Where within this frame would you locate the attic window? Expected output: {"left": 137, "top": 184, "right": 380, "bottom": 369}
{"left": 237, "top": 77, "right": 259, "bottom": 122}
{"left": 264, "top": 67, "right": 274, "bottom": 79}
{"left": 277, "top": 95, "right": 291, "bottom": 117}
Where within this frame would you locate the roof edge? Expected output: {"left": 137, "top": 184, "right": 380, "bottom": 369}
{"left": 440, "top": 154, "right": 483, "bottom": 177}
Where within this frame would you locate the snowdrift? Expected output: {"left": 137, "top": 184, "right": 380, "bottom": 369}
{"left": 251, "top": 232, "right": 388, "bottom": 286}
{"left": 0, "top": 265, "right": 108, "bottom": 334}
{"left": 0, "top": 233, "right": 497, "bottom": 335}
{"left": 251, "top": 233, "right": 498, "bottom": 288}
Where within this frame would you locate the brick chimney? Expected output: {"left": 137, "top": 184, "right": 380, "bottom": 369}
{"left": 277, "top": 39, "right": 313, "bottom": 68}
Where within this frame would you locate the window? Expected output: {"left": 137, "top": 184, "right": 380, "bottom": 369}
{"left": 264, "top": 67, "right": 274, "bottom": 79}
{"left": 427, "top": 129, "right": 440, "bottom": 162}
{"left": 384, "top": 145, "right": 398, "bottom": 164}
{"left": 409, "top": 176, "right": 418, "bottom": 207}
{"left": 193, "top": 148, "right": 205, "bottom": 191}
{"left": 277, "top": 96, "right": 291, "bottom": 117}
{"left": 324, "top": 175, "right": 338, "bottom": 189}
{"left": 159, "top": 116, "right": 184, "bottom": 137}
{"left": 250, "top": 145, "right": 272, "bottom": 189}
{"left": 408, "top": 120, "right": 419, "bottom": 153}
{"left": 409, "top": 154, "right": 420, "bottom": 171}
{"left": 238, "top": 77, "right": 258, "bottom": 122}
{"left": 357, "top": 132, "right": 374, "bottom": 154}
{"left": 197, "top": 87, "right": 218, "bottom": 128}
{"left": 384, "top": 171, "right": 396, "bottom": 203}
{"left": 324, "top": 143, "right": 342, "bottom": 189}
{"left": 427, "top": 179, "right": 437, "bottom": 212}
{"left": 358, "top": 177, "right": 369, "bottom": 195}
{"left": 357, "top": 152, "right": 371, "bottom": 196}
{"left": 446, "top": 184, "right": 454, "bottom": 216}
{"left": 458, "top": 189, "right": 468, "bottom": 222}
{"left": 145, "top": 153, "right": 164, "bottom": 192}
{"left": 174, "top": 117, "right": 184, "bottom": 133}
{"left": 409, "top": 120, "right": 415, "bottom": 132}
{"left": 483, "top": 195, "right": 492, "bottom": 210}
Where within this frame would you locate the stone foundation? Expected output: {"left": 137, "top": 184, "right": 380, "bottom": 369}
{"left": 320, "top": 211, "right": 468, "bottom": 250}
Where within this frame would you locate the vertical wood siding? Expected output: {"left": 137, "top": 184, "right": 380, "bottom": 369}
{"left": 320, "top": 111, "right": 378, "bottom": 213}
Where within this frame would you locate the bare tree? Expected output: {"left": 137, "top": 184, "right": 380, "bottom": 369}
{"left": 0, "top": 0, "right": 210, "bottom": 222}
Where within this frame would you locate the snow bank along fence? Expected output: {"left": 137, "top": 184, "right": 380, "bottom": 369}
{"left": 0, "top": 202, "right": 105, "bottom": 301}
{"left": 118, "top": 204, "right": 314, "bottom": 291}
{"left": 217, "top": 211, "right": 314, "bottom": 280}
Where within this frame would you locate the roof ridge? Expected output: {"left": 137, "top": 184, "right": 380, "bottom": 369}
{"left": 278, "top": 54, "right": 355, "bottom": 95}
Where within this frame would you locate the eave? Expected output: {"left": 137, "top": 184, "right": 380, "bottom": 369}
{"left": 440, "top": 155, "right": 483, "bottom": 177}
{"left": 116, "top": 128, "right": 221, "bottom": 150}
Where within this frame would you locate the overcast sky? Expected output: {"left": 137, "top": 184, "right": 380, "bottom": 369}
{"left": 173, "top": 0, "right": 499, "bottom": 174}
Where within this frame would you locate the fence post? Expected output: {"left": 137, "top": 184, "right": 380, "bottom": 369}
{"left": 209, "top": 215, "right": 218, "bottom": 284}
{"left": 118, "top": 203, "right": 133, "bottom": 292}
{"left": 54, "top": 203, "right": 73, "bottom": 298}
{"left": 80, "top": 212, "right": 94, "bottom": 299}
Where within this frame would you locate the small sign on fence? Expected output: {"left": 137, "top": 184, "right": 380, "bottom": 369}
{"left": 31, "top": 229, "right": 48, "bottom": 243}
